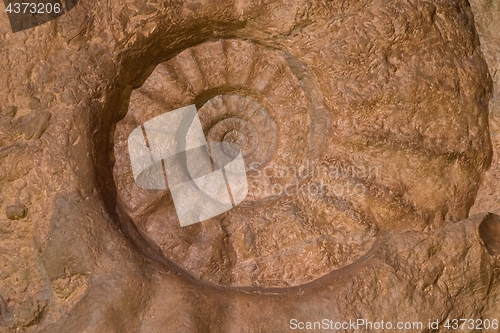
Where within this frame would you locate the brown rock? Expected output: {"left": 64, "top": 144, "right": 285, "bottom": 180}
{"left": 0, "top": 0, "right": 499, "bottom": 331}
{"left": 2, "top": 106, "right": 17, "bottom": 118}
{"left": 5, "top": 202, "right": 26, "bottom": 220}
{"left": 113, "top": 1, "right": 493, "bottom": 288}
{"left": 479, "top": 213, "right": 500, "bottom": 256}
{"left": 469, "top": 0, "right": 500, "bottom": 215}
{"left": 28, "top": 97, "right": 41, "bottom": 110}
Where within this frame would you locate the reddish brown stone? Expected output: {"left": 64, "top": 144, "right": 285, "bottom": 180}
{"left": 0, "top": 0, "right": 499, "bottom": 332}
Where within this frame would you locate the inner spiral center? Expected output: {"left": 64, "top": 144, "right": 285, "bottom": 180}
{"left": 201, "top": 95, "right": 275, "bottom": 163}
{"left": 223, "top": 130, "right": 247, "bottom": 153}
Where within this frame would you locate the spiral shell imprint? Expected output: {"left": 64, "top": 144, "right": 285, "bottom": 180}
{"left": 113, "top": 39, "right": 372, "bottom": 287}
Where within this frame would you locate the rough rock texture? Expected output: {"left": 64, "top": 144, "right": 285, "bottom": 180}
{"left": 469, "top": 0, "right": 500, "bottom": 215}
{"left": 0, "top": 0, "right": 499, "bottom": 332}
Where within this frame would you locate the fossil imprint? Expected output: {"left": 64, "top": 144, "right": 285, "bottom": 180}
{"left": 1, "top": 0, "right": 498, "bottom": 330}
{"left": 113, "top": 31, "right": 491, "bottom": 287}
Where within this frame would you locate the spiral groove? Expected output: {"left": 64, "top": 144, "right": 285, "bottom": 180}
{"left": 113, "top": 39, "right": 340, "bottom": 287}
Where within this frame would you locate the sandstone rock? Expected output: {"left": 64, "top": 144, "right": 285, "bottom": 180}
{"left": 2, "top": 106, "right": 17, "bottom": 118}
{"left": 5, "top": 202, "right": 26, "bottom": 220}
{"left": 28, "top": 97, "right": 41, "bottom": 111}
{"left": 469, "top": 0, "right": 500, "bottom": 215}
{"left": 479, "top": 213, "right": 500, "bottom": 256}
{"left": 0, "top": 0, "right": 498, "bottom": 332}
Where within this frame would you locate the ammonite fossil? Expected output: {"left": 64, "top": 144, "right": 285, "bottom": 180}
{"left": 113, "top": 39, "right": 375, "bottom": 287}
{"left": 1, "top": 0, "right": 497, "bottom": 330}
{"left": 112, "top": 2, "right": 492, "bottom": 288}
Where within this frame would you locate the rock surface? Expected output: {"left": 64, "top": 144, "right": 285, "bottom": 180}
{"left": 0, "top": 0, "right": 498, "bottom": 332}
{"left": 469, "top": 0, "right": 500, "bottom": 215}
{"left": 5, "top": 202, "right": 26, "bottom": 220}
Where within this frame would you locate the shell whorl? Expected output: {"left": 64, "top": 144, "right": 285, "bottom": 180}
{"left": 202, "top": 94, "right": 275, "bottom": 164}
{"left": 113, "top": 39, "right": 333, "bottom": 287}
{"left": 120, "top": 39, "right": 325, "bottom": 204}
